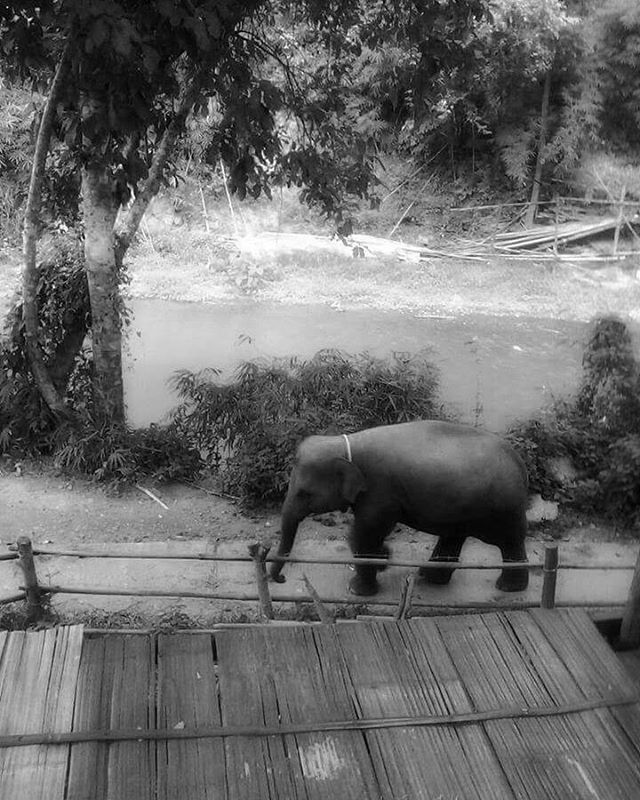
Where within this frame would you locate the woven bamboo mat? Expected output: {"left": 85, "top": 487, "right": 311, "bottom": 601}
{"left": 1, "top": 609, "right": 639, "bottom": 799}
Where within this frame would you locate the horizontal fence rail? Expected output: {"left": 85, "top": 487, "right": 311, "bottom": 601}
{"left": 2, "top": 537, "right": 639, "bottom": 645}
{"left": 4, "top": 544, "right": 636, "bottom": 570}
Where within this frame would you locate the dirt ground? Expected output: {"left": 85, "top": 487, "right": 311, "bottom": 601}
{"left": 0, "top": 457, "right": 626, "bottom": 548}
{"left": 0, "top": 464, "right": 278, "bottom": 548}
{"left": 0, "top": 459, "right": 631, "bottom": 551}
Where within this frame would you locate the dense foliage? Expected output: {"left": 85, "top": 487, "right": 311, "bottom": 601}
{"left": 0, "top": 232, "right": 88, "bottom": 450}
{"left": 508, "top": 316, "right": 640, "bottom": 527}
{"left": 170, "top": 349, "right": 447, "bottom": 503}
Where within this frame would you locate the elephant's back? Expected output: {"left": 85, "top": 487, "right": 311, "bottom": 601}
{"left": 352, "top": 420, "right": 511, "bottom": 459}
{"left": 352, "top": 420, "right": 528, "bottom": 515}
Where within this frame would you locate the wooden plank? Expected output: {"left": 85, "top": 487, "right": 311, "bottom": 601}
{"left": 618, "top": 649, "right": 640, "bottom": 690}
{"left": 67, "top": 634, "right": 155, "bottom": 800}
{"left": 265, "top": 625, "right": 381, "bottom": 800}
{"left": 215, "top": 627, "right": 303, "bottom": 800}
{"left": 156, "top": 634, "right": 226, "bottom": 800}
{"left": 106, "top": 635, "right": 155, "bottom": 800}
{"left": 437, "top": 611, "right": 640, "bottom": 799}
{"left": 215, "top": 625, "right": 381, "bottom": 799}
{"left": 0, "top": 627, "right": 83, "bottom": 800}
{"left": 66, "top": 637, "right": 112, "bottom": 800}
{"left": 332, "top": 620, "right": 514, "bottom": 799}
{"left": 530, "top": 608, "right": 640, "bottom": 767}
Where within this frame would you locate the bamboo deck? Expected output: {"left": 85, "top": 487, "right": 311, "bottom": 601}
{"left": 1, "top": 609, "right": 640, "bottom": 799}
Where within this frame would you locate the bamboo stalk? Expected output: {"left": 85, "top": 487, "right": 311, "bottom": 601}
{"left": 21, "top": 545, "right": 535, "bottom": 568}
{"left": 83, "top": 621, "right": 310, "bottom": 636}
{"left": 18, "top": 544, "right": 637, "bottom": 571}
{"left": 388, "top": 173, "right": 434, "bottom": 237}
{"left": 493, "top": 250, "right": 640, "bottom": 261}
{"left": 494, "top": 218, "right": 617, "bottom": 238}
{"left": 0, "top": 694, "right": 637, "bottom": 749}
{"left": 198, "top": 180, "right": 210, "bottom": 235}
{"left": 28, "top": 583, "right": 629, "bottom": 610}
{"left": 451, "top": 197, "right": 640, "bottom": 212}
{"left": 612, "top": 184, "right": 626, "bottom": 256}
{"left": 541, "top": 543, "right": 559, "bottom": 609}
{"left": 219, "top": 159, "right": 238, "bottom": 236}
{"left": 0, "top": 593, "right": 27, "bottom": 606}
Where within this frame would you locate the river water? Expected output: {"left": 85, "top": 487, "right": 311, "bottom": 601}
{"left": 123, "top": 299, "right": 594, "bottom": 431}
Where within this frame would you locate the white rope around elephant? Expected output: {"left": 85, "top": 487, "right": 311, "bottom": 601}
{"left": 342, "top": 434, "right": 352, "bottom": 463}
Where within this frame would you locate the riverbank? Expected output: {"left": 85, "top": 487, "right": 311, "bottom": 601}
{"left": 2, "top": 186, "right": 640, "bottom": 322}
{"left": 124, "top": 228, "right": 640, "bottom": 322}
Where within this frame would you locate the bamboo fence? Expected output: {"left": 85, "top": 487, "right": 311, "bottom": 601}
{"left": 2, "top": 537, "right": 639, "bottom": 646}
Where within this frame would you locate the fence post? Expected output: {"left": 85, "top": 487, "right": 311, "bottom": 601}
{"left": 248, "top": 543, "right": 274, "bottom": 621}
{"left": 541, "top": 543, "right": 558, "bottom": 609}
{"left": 620, "top": 548, "right": 640, "bottom": 649}
{"left": 17, "top": 536, "right": 44, "bottom": 622}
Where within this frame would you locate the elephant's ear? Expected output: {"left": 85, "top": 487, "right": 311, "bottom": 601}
{"left": 335, "top": 458, "right": 367, "bottom": 504}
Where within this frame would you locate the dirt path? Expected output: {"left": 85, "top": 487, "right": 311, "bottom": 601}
{"left": 0, "top": 467, "right": 273, "bottom": 547}
{"left": 1, "top": 463, "right": 638, "bottom": 627}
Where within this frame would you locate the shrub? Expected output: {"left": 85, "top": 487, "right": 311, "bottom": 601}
{"left": 170, "top": 349, "right": 447, "bottom": 503}
{"left": 53, "top": 418, "right": 203, "bottom": 484}
{"left": 506, "top": 413, "right": 572, "bottom": 500}
{"left": 508, "top": 315, "right": 640, "bottom": 528}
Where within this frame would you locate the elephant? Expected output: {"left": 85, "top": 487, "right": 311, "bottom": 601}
{"left": 269, "top": 420, "right": 529, "bottom": 596}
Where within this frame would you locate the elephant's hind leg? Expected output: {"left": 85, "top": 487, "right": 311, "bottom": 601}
{"left": 495, "top": 514, "right": 529, "bottom": 592}
{"left": 419, "top": 534, "right": 466, "bottom": 586}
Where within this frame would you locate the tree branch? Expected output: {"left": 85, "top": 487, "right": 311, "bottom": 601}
{"left": 22, "top": 27, "right": 76, "bottom": 416}
{"left": 114, "top": 80, "right": 201, "bottom": 263}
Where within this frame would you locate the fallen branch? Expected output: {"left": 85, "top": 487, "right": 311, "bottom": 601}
{"left": 302, "top": 574, "right": 334, "bottom": 624}
{"left": 394, "top": 574, "right": 415, "bottom": 621}
{"left": 136, "top": 484, "right": 169, "bottom": 510}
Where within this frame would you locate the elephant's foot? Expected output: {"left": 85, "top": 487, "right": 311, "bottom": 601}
{"left": 349, "top": 573, "right": 380, "bottom": 597}
{"left": 419, "top": 560, "right": 457, "bottom": 586}
{"left": 268, "top": 563, "right": 287, "bottom": 583}
{"left": 496, "top": 567, "right": 529, "bottom": 593}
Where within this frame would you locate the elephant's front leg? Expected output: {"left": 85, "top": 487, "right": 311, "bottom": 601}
{"left": 348, "top": 514, "right": 395, "bottom": 597}
{"left": 419, "top": 534, "right": 466, "bottom": 585}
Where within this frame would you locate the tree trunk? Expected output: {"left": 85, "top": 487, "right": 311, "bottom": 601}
{"left": 525, "top": 68, "right": 552, "bottom": 228}
{"left": 22, "top": 32, "right": 75, "bottom": 416}
{"left": 81, "top": 162, "right": 124, "bottom": 423}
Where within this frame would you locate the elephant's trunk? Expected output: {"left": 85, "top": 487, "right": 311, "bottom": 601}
{"left": 269, "top": 494, "right": 305, "bottom": 583}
